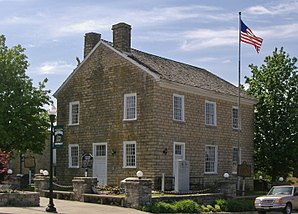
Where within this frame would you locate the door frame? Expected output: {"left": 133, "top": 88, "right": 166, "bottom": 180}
{"left": 92, "top": 142, "right": 108, "bottom": 185}
{"left": 173, "top": 142, "right": 185, "bottom": 176}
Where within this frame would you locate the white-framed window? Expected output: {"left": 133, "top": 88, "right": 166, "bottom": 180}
{"left": 205, "top": 100, "right": 216, "bottom": 126}
{"left": 232, "top": 106, "right": 240, "bottom": 129}
{"left": 232, "top": 147, "right": 242, "bottom": 174}
{"left": 123, "top": 141, "right": 136, "bottom": 168}
{"left": 124, "top": 93, "right": 137, "bottom": 121}
{"left": 68, "top": 144, "right": 79, "bottom": 168}
{"left": 204, "top": 145, "right": 218, "bottom": 174}
{"left": 69, "top": 101, "right": 80, "bottom": 125}
{"left": 173, "top": 94, "right": 185, "bottom": 121}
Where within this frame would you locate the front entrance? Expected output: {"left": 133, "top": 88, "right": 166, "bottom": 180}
{"left": 173, "top": 142, "right": 185, "bottom": 176}
{"left": 92, "top": 143, "right": 107, "bottom": 185}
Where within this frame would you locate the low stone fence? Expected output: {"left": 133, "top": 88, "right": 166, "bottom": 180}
{"left": 0, "top": 192, "right": 39, "bottom": 207}
{"left": 33, "top": 175, "right": 232, "bottom": 209}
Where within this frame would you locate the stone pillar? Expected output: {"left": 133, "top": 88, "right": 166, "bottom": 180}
{"left": 219, "top": 182, "right": 236, "bottom": 198}
{"left": 122, "top": 178, "right": 152, "bottom": 208}
{"left": 33, "top": 174, "right": 49, "bottom": 197}
{"left": 72, "top": 177, "right": 97, "bottom": 201}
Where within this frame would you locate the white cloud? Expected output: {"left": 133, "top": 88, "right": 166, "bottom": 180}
{"left": 246, "top": 1, "right": 298, "bottom": 15}
{"left": 35, "top": 61, "right": 74, "bottom": 75}
{"left": 180, "top": 28, "right": 237, "bottom": 51}
{"left": 58, "top": 20, "right": 109, "bottom": 34}
{"left": 259, "top": 23, "right": 298, "bottom": 39}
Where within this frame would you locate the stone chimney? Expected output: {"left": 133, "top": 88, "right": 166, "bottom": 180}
{"left": 84, "top": 32, "right": 101, "bottom": 58}
{"left": 112, "top": 23, "right": 131, "bottom": 52}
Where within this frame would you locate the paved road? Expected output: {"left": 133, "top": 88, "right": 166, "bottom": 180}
{"left": 0, "top": 197, "right": 148, "bottom": 214}
{"left": 0, "top": 197, "right": 297, "bottom": 214}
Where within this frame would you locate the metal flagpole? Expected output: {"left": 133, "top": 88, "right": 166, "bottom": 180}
{"left": 237, "top": 11, "right": 242, "bottom": 193}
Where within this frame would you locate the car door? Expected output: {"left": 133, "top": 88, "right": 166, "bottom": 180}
{"left": 293, "top": 187, "right": 298, "bottom": 210}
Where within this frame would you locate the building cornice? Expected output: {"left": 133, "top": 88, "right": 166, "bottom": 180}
{"left": 158, "top": 80, "right": 257, "bottom": 105}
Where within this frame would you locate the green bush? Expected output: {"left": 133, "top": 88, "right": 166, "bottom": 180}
{"left": 151, "top": 201, "right": 177, "bottom": 213}
{"left": 173, "top": 199, "right": 199, "bottom": 213}
{"left": 215, "top": 199, "right": 228, "bottom": 211}
{"left": 142, "top": 200, "right": 199, "bottom": 213}
{"left": 218, "top": 199, "right": 255, "bottom": 212}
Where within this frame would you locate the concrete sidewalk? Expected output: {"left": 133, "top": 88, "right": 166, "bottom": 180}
{"left": 0, "top": 197, "right": 148, "bottom": 214}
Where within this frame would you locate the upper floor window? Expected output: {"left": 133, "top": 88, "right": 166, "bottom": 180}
{"left": 173, "top": 94, "right": 184, "bottom": 121}
{"left": 205, "top": 100, "right": 216, "bottom": 126}
{"left": 124, "top": 93, "right": 137, "bottom": 121}
{"left": 123, "top": 141, "right": 136, "bottom": 168}
{"left": 204, "top": 145, "right": 218, "bottom": 174}
{"left": 68, "top": 144, "right": 79, "bottom": 168}
{"left": 69, "top": 101, "right": 79, "bottom": 125}
{"left": 232, "top": 106, "right": 240, "bottom": 129}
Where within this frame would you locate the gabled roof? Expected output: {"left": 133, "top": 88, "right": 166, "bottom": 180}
{"left": 54, "top": 39, "right": 256, "bottom": 103}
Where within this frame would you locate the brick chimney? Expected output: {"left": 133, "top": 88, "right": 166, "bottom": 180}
{"left": 84, "top": 32, "right": 101, "bottom": 58}
{"left": 112, "top": 23, "right": 131, "bottom": 52}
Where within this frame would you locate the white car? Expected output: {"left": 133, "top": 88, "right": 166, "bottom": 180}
{"left": 255, "top": 185, "right": 298, "bottom": 214}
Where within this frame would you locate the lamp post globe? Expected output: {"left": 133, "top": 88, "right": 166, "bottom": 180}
{"left": 46, "top": 103, "right": 57, "bottom": 213}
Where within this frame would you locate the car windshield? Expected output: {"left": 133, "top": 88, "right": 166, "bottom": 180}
{"left": 268, "top": 187, "right": 293, "bottom": 195}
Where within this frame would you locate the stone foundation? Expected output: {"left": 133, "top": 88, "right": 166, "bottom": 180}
{"left": 0, "top": 192, "right": 39, "bottom": 207}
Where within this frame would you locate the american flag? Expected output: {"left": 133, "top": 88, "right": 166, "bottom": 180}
{"left": 240, "top": 19, "right": 263, "bottom": 53}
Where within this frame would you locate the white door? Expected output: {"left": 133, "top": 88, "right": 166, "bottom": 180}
{"left": 173, "top": 142, "right": 185, "bottom": 176}
{"left": 93, "top": 143, "right": 107, "bottom": 185}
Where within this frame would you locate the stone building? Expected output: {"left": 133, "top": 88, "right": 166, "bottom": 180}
{"left": 53, "top": 22, "right": 256, "bottom": 190}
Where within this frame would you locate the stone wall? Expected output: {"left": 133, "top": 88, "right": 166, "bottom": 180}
{"left": 0, "top": 192, "right": 39, "bottom": 207}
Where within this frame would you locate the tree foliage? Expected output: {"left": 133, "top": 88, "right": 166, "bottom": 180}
{"left": 245, "top": 48, "right": 298, "bottom": 181}
{"left": 0, "top": 35, "right": 51, "bottom": 154}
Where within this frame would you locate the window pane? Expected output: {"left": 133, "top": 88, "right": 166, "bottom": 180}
{"left": 175, "top": 144, "right": 182, "bottom": 155}
{"left": 71, "top": 104, "right": 79, "bottom": 124}
{"left": 71, "top": 146, "right": 79, "bottom": 167}
{"left": 205, "top": 102, "right": 215, "bottom": 125}
{"left": 96, "top": 145, "right": 106, "bottom": 156}
{"left": 232, "top": 108, "right": 239, "bottom": 129}
{"left": 125, "top": 95, "right": 136, "bottom": 120}
{"left": 173, "top": 95, "right": 183, "bottom": 121}
{"left": 125, "top": 143, "right": 136, "bottom": 167}
{"left": 205, "top": 146, "right": 216, "bottom": 173}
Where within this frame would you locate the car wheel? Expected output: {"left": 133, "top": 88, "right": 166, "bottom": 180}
{"left": 258, "top": 211, "right": 266, "bottom": 214}
{"left": 283, "top": 203, "right": 292, "bottom": 214}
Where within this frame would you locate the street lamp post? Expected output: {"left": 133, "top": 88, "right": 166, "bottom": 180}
{"left": 46, "top": 103, "right": 57, "bottom": 213}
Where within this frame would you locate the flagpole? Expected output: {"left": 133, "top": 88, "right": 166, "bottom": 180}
{"left": 237, "top": 11, "right": 242, "bottom": 194}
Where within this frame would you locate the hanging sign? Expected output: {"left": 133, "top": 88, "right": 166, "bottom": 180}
{"left": 237, "top": 161, "right": 251, "bottom": 177}
{"left": 54, "top": 125, "right": 64, "bottom": 148}
{"left": 24, "top": 155, "right": 36, "bottom": 168}
{"left": 82, "top": 154, "right": 93, "bottom": 169}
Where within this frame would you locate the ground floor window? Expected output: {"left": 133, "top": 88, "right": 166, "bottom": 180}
{"left": 204, "top": 145, "right": 218, "bottom": 174}
{"left": 123, "top": 141, "right": 136, "bottom": 168}
{"left": 68, "top": 144, "right": 79, "bottom": 168}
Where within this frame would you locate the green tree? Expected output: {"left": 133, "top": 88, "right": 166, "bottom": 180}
{"left": 245, "top": 48, "right": 298, "bottom": 181}
{"left": 0, "top": 35, "right": 51, "bottom": 154}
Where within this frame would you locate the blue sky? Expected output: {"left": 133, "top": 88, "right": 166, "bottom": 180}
{"left": 1, "top": 0, "right": 297, "bottom": 102}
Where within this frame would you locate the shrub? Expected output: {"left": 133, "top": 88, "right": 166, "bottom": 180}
{"left": 173, "top": 199, "right": 199, "bottom": 213}
{"left": 214, "top": 204, "right": 221, "bottom": 212}
{"left": 151, "top": 201, "right": 176, "bottom": 213}
{"left": 142, "top": 200, "right": 199, "bottom": 213}
{"left": 224, "top": 199, "right": 255, "bottom": 212}
{"left": 215, "top": 198, "right": 228, "bottom": 211}
{"left": 200, "top": 205, "right": 210, "bottom": 212}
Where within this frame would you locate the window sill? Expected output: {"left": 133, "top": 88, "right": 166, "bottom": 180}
{"left": 123, "top": 166, "right": 136, "bottom": 169}
{"left": 205, "top": 124, "right": 217, "bottom": 128}
{"left": 204, "top": 172, "right": 217, "bottom": 175}
{"left": 123, "top": 119, "right": 137, "bottom": 122}
{"left": 68, "top": 123, "right": 79, "bottom": 126}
